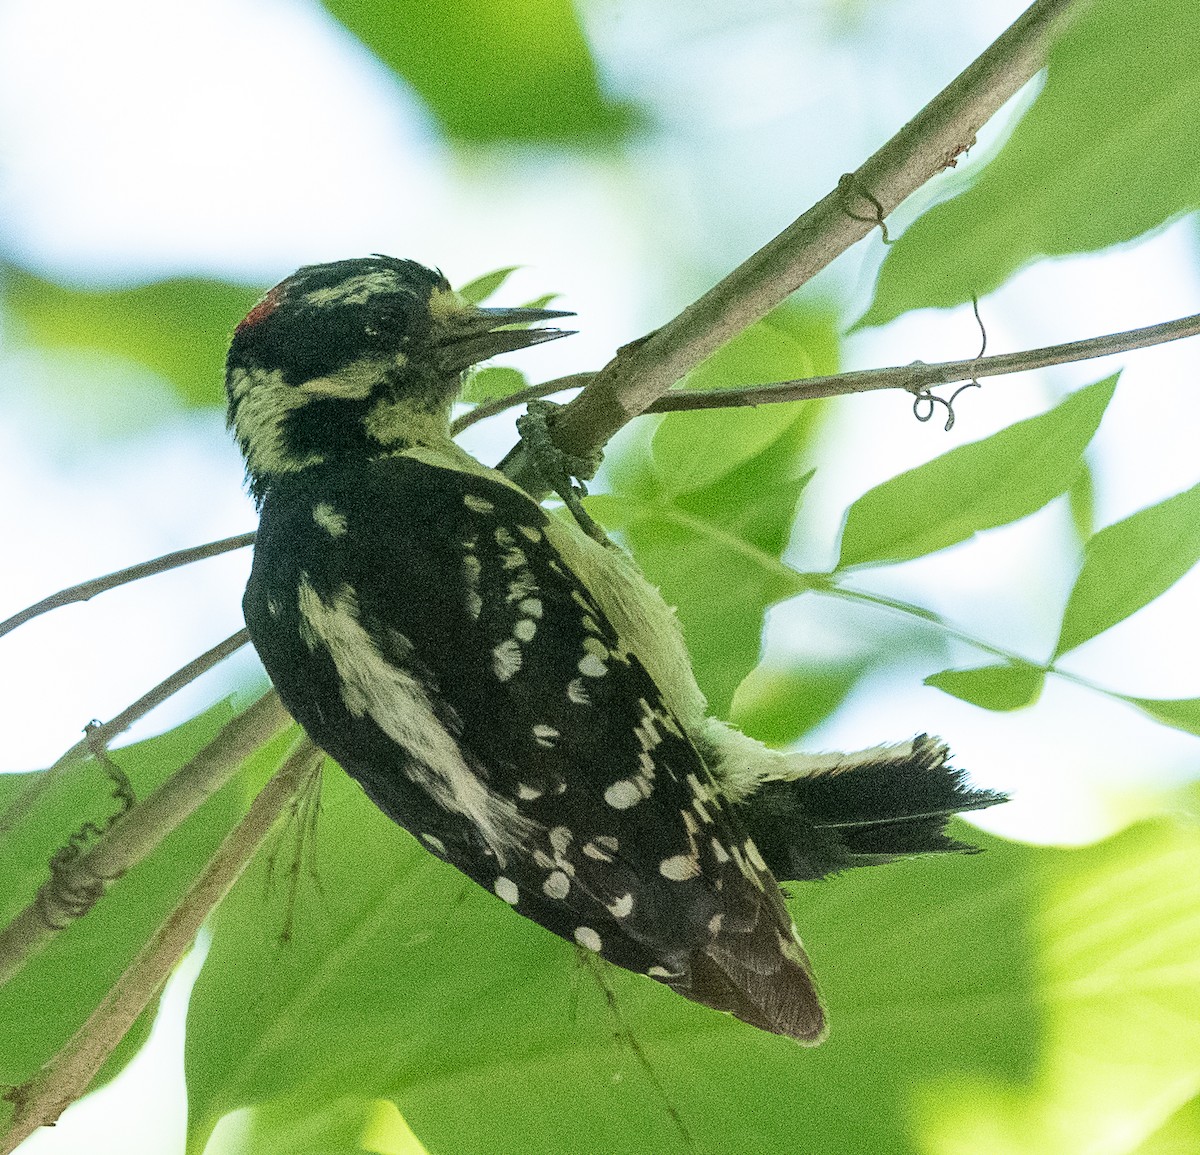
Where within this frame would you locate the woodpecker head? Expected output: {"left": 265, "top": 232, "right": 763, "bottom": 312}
{"left": 226, "top": 255, "right": 573, "bottom": 501}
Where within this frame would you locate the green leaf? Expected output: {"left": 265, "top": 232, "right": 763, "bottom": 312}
{"left": 925, "top": 661, "right": 1045, "bottom": 711}
{"left": 1125, "top": 697, "right": 1200, "bottom": 738}
{"left": 456, "top": 267, "right": 519, "bottom": 306}
{"left": 729, "top": 659, "right": 870, "bottom": 748}
{"left": 1135, "top": 1094, "right": 1200, "bottom": 1155}
{"left": 0, "top": 703, "right": 276, "bottom": 1123}
{"left": 592, "top": 306, "right": 838, "bottom": 715}
{"left": 318, "top": 0, "right": 635, "bottom": 144}
{"left": 650, "top": 312, "right": 825, "bottom": 494}
{"left": 1068, "top": 459, "right": 1096, "bottom": 544}
{"left": 861, "top": 0, "right": 1200, "bottom": 326}
{"left": 1054, "top": 483, "right": 1200, "bottom": 656}
{"left": 203, "top": 1095, "right": 429, "bottom": 1155}
{"left": 186, "top": 766, "right": 1200, "bottom": 1155}
{"left": 837, "top": 376, "right": 1117, "bottom": 568}
{"left": 914, "top": 820, "right": 1200, "bottom": 1155}
{"left": 460, "top": 365, "right": 528, "bottom": 404}
{"left": 2, "top": 265, "right": 262, "bottom": 407}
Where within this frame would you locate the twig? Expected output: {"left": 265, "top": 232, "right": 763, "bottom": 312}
{"left": 500, "top": 0, "right": 1082, "bottom": 491}
{"left": 0, "top": 532, "right": 255, "bottom": 641}
{"left": 644, "top": 311, "right": 1200, "bottom": 412}
{"left": 0, "top": 691, "right": 293, "bottom": 987}
{"left": 0, "top": 738, "right": 321, "bottom": 1155}
{"left": 0, "top": 629, "right": 251, "bottom": 833}
{"left": 448, "top": 310, "right": 1200, "bottom": 432}
{"left": 450, "top": 374, "right": 594, "bottom": 436}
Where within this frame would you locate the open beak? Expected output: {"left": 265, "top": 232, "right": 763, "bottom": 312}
{"left": 432, "top": 305, "right": 576, "bottom": 375}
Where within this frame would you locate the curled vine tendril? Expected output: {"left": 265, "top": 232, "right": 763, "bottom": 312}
{"left": 910, "top": 295, "right": 988, "bottom": 431}
{"left": 836, "top": 173, "right": 891, "bottom": 244}
{"left": 37, "top": 721, "right": 141, "bottom": 926}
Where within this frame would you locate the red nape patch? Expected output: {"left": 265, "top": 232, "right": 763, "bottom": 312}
{"left": 237, "top": 284, "right": 286, "bottom": 332}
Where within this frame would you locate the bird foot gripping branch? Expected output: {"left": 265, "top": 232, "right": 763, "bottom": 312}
{"left": 515, "top": 399, "right": 611, "bottom": 548}
{"left": 225, "top": 255, "right": 1005, "bottom": 1045}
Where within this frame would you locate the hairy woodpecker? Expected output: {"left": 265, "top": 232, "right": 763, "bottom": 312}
{"left": 228, "top": 255, "right": 1004, "bottom": 1044}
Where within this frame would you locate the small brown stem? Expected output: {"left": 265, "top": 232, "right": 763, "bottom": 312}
{"left": 0, "top": 691, "right": 293, "bottom": 987}
{"left": 0, "top": 533, "right": 255, "bottom": 641}
{"left": 645, "top": 312, "right": 1200, "bottom": 412}
{"left": 0, "top": 739, "right": 320, "bottom": 1155}
{"left": 450, "top": 374, "right": 595, "bottom": 436}
{"left": 0, "top": 630, "right": 251, "bottom": 834}
{"left": 500, "top": 0, "right": 1082, "bottom": 492}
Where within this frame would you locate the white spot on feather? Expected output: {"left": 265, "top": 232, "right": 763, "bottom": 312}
{"left": 506, "top": 573, "right": 539, "bottom": 602}
{"left": 492, "top": 639, "right": 522, "bottom": 681}
{"left": 543, "top": 871, "right": 570, "bottom": 899}
{"left": 532, "top": 724, "right": 559, "bottom": 747}
{"left": 296, "top": 579, "right": 528, "bottom": 851}
{"left": 464, "top": 494, "right": 494, "bottom": 514}
{"left": 607, "top": 893, "right": 634, "bottom": 919}
{"left": 549, "top": 826, "right": 572, "bottom": 856}
{"left": 578, "top": 654, "right": 607, "bottom": 678}
{"left": 604, "top": 779, "right": 643, "bottom": 809}
{"left": 494, "top": 877, "right": 519, "bottom": 905}
{"left": 312, "top": 502, "right": 347, "bottom": 537}
{"left": 659, "top": 854, "right": 701, "bottom": 881}
{"left": 574, "top": 926, "right": 602, "bottom": 952}
{"left": 745, "top": 839, "right": 768, "bottom": 873}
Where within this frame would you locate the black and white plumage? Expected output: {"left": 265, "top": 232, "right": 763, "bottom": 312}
{"left": 227, "top": 255, "right": 1005, "bottom": 1044}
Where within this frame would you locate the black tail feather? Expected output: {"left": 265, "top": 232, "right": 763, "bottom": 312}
{"left": 739, "top": 735, "right": 1007, "bottom": 883}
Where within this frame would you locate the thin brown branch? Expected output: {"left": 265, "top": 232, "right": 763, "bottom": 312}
{"left": 0, "top": 629, "right": 251, "bottom": 834}
{"left": 0, "top": 691, "right": 293, "bottom": 988}
{"left": 645, "top": 312, "right": 1200, "bottom": 412}
{"left": 500, "top": 0, "right": 1082, "bottom": 491}
{"left": 0, "top": 738, "right": 321, "bottom": 1155}
{"left": 450, "top": 374, "right": 595, "bottom": 436}
{"left": 0, "top": 532, "right": 255, "bottom": 641}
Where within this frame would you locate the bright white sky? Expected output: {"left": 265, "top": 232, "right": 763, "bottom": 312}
{"left": 1, "top": 1, "right": 1198, "bottom": 1149}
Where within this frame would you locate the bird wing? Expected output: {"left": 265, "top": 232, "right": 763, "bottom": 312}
{"left": 244, "top": 453, "right": 825, "bottom": 1040}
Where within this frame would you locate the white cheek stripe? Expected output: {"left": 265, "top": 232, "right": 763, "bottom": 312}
{"left": 229, "top": 367, "right": 324, "bottom": 478}
{"left": 297, "top": 578, "right": 528, "bottom": 850}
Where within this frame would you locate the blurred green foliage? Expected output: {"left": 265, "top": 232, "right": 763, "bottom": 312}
{"left": 3, "top": 0, "right": 1200, "bottom": 1151}
{"left": 320, "top": 0, "right": 636, "bottom": 143}
{"left": 0, "top": 703, "right": 287, "bottom": 1123}
{"left": 181, "top": 761, "right": 1200, "bottom": 1155}
{"left": 2, "top": 266, "right": 262, "bottom": 407}
{"left": 861, "top": 0, "right": 1200, "bottom": 325}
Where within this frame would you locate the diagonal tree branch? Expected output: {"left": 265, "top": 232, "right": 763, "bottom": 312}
{"left": 449, "top": 310, "right": 1200, "bottom": 434}
{"left": 0, "top": 629, "right": 251, "bottom": 834}
{"left": 645, "top": 311, "right": 1200, "bottom": 412}
{"left": 499, "top": 0, "right": 1083, "bottom": 491}
{"left": 0, "top": 690, "right": 293, "bottom": 988}
{"left": 0, "top": 737, "right": 321, "bottom": 1155}
{"left": 449, "top": 374, "right": 593, "bottom": 436}
{"left": 0, "top": 533, "right": 255, "bottom": 641}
